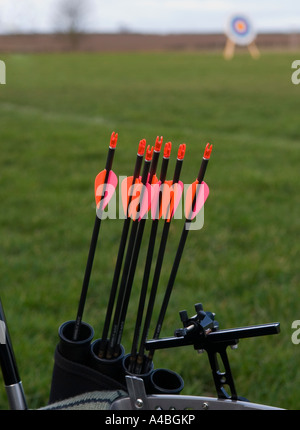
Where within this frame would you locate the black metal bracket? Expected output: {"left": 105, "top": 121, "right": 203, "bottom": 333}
{"left": 145, "top": 303, "right": 280, "bottom": 401}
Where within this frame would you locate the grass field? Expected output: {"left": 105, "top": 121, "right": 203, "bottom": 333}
{"left": 0, "top": 49, "right": 299, "bottom": 410}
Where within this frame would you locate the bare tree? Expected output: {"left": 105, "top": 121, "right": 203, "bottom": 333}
{"left": 55, "top": 0, "right": 91, "bottom": 48}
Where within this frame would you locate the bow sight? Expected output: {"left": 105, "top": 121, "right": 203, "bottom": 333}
{"left": 145, "top": 302, "right": 280, "bottom": 401}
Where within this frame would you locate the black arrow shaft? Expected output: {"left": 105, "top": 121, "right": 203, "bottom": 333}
{"left": 135, "top": 152, "right": 185, "bottom": 373}
{"left": 73, "top": 143, "right": 117, "bottom": 341}
{"left": 112, "top": 148, "right": 163, "bottom": 356}
{"left": 98, "top": 146, "right": 145, "bottom": 356}
{"left": 147, "top": 152, "right": 211, "bottom": 364}
{"left": 106, "top": 154, "right": 153, "bottom": 358}
{"left": 128, "top": 155, "right": 170, "bottom": 369}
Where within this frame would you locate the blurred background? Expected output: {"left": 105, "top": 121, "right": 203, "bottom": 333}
{"left": 0, "top": 0, "right": 299, "bottom": 410}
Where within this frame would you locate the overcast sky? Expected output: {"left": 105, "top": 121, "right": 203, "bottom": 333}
{"left": 0, "top": 0, "right": 299, "bottom": 34}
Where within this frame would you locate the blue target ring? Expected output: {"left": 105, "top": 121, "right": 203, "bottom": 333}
{"left": 226, "top": 15, "right": 256, "bottom": 46}
{"left": 231, "top": 17, "right": 249, "bottom": 36}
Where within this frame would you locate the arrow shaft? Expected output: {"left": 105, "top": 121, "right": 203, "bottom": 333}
{"left": 128, "top": 155, "right": 170, "bottom": 370}
{"left": 147, "top": 150, "right": 212, "bottom": 366}
{"left": 111, "top": 147, "right": 163, "bottom": 357}
{"left": 105, "top": 151, "right": 154, "bottom": 358}
{"left": 135, "top": 152, "right": 185, "bottom": 373}
{"left": 98, "top": 146, "right": 145, "bottom": 356}
{"left": 73, "top": 216, "right": 101, "bottom": 341}
{"left": 73, "top": 141, "right": 117, "bottom": 341}
{"left": 135, "top": 221, "right": 171, "bottom": 373}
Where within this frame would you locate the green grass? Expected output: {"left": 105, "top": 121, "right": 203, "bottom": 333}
{"left": 0, "top": 49, "right": 299, "bottom": 410}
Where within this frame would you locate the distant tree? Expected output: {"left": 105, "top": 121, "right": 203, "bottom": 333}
{"left": 55, "top": 0, "right": 91, "bottom": 48}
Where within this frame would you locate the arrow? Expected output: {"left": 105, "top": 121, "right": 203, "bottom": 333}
{"left": 98, "top": 139, "right": 146, "bottom": 357}
{"left": 72, "top": 132, "right": 118, "bottom": 341}
{"left": 105, "top": 143, "right": 157, "bottom": 359}
{"left": 111, "top": 138, "right": 164, "bottom": 357}
{"left": 128, "top": 141, "right": 172, "bottom": 372}
{"left": 146, "top": 143, "right": 213, "bottom": 369}
{"left": 134, "top": 143, "right": 186, "bottom": 374}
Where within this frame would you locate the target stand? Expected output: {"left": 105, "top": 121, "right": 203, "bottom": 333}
{"left": 224, "top": 15, "right": 260, "bottom": 60}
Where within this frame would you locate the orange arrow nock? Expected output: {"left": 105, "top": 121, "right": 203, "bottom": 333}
{"left": 109, "top": 131, "right": 118, "bottom": 148}
{"left": 154, "top": 136, "right": 163, "bottom": 152}
{"left": 203, "top": 143, "right": 213, "bottom": 159}
{"left": 163, "top": 141, "right": 172, "bottom": 158}
{"left": 177, "top": 143, "right": 186, "bottom": 160}
{"left": 138, "top": 139, "right": 146, "bottom": 156}
{"left": 145, "top": 145, "right": 154, "bottom": 161}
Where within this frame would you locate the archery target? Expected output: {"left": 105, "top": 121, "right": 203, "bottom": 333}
{"left": 226, "top": 15, "right": 256, "bottom": 46}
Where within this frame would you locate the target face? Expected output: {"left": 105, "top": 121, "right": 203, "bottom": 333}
{"left": 226, "top": 15, "right": 256, "bottom": 46}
